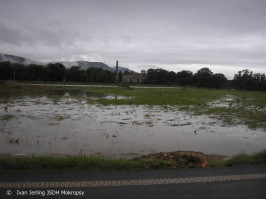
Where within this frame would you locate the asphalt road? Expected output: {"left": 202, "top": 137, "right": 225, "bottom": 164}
{"left": 0, "top": 166, "right": 265, "bottom": 198}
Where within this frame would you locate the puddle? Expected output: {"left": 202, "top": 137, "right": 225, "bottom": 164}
{"left": 208, "top": 95, "right": 239, "bottom": 108}
{"left": 0, "top": 94, "right": 265, "bottom": 158}
{"left": 45, "top": 90, "right": 130, "bottom": 100}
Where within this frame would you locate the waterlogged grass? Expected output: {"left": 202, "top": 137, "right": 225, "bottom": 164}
{"left": 97, "top": 87, "right": 228, "bottom": 106}
{"left": 198, "top": 91, "right": 266, "bottom": 130}
{"left": 208, "top": 150, "right": 266, "bottom": 168}
{"left": 0, "top": 114, "right": 15, "bottom": 121}
{"left": 0, "top": 83, "right": 265, "bottom": 130}
{"left": 205, "top": 107, "right": 266, "bottom": 130}
{"left": 0, "top": 155, "right": 144, "bottom": 171}
{"left": 0, "top": 84, "right": 226, "bottom": 106}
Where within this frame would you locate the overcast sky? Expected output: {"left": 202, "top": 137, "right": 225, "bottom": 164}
{"left": 0, "top": 0, "right": 265, "bottom": 78}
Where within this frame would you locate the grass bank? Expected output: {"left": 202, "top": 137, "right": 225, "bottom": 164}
{"left": 208, "top": 150, "right": 266, "bottom": 168}
{"left": 0, "top": 155, "right": 144, "bottom": 171}
{"left": 0, "top": 151, "right": 265, "bottom": 171}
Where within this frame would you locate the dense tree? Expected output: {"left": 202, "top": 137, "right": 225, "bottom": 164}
{"left": 0, "top": 61, "right": 13, "bottom": 80}
{"left": 1, "top": 61, "right": 265, "bottom": 90}
{"left": 0, "top": 62, "right": 116, "bottom": 83}
{"left": 119, "top": 71, "right": 122, "bottom": 82}
{"left": 24, "top": 64, "right": 47, "bottom": 81}
{"left": 233, "top": 69, "right": 266, "bottom": 91}
{"left": 167, "top": 71, "right": 176, "bottom": 84}
{"left": 87, "top": 67, "right": 114, "bottom": 83}
{"left": 193, "top": 67, "right": 214, "bottom": 88}
{"left": 212, "top": 73, "right": 227, "bottom": 89}
{"left": 145, "top": 68, "right": 171, "bottom": 84}
{"left": 176, "top": 70, "right": 193, "bottom": 85}
{"left": 47, "top": 63, "right": 66, "bottom": 82}
{"left": 13, "top": 63, "right": 26, "bottom": 81}
{"left": 145, "top": 67, "right": 227, "bottom": 88}
{"left": 66, "top": 66, "right": 87, "bottom": 82}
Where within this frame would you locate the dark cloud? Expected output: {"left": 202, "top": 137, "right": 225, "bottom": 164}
{"left": 0, "top": 0, "right": 265, "bottom": 77}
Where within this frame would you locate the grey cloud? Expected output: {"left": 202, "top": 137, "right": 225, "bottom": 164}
{"left": 0, "top": 0, "right": 265, "bottom": 76}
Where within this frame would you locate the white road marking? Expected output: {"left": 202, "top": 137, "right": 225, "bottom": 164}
{"left": 1, "top": 173, "right": 266, "bottom": 188}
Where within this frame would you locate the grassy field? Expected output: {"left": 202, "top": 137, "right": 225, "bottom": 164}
{"left": 1, "top": 83, "right": 265, "bottom": 130}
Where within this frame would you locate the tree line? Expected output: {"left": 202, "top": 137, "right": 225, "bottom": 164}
{"left": 233, "top": 69, "right": 266, "bottom": 91}
{"left": 145, "top": 68, "right": 228, "bottom": 89}
{"left": 145, "top": 67, "right": 266, "bottom": 91}
{"left": 0, "top": 61, "right": 265, "bottom": 91}
{"left": 0, "top": 61, "right": 115, "bottom": 83}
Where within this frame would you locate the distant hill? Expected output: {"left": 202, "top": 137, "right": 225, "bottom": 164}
{"left": 0, "top": 53, "right": 39, "bottom": 65}
{"left": 110, "top": 66, "right": 133, "bottom": 73}
{"left": 0, "top": 53, "right": 133, "bottom": 73}
{"left": 59, "top": 61, "right": 112, "bottom": 71}
{"left": 60, "top": 61, "right": 134, "bottom": 73}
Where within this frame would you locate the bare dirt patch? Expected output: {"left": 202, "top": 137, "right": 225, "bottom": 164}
{"left": 140, "top": 151, "right": 226, "bottom": 169}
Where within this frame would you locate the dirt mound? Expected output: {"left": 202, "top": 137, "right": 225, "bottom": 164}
{"left": 140, "top": 151, "right": 226, "bottom": 169}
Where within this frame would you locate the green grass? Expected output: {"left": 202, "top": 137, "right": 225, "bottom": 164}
{"left": 208, "top": 150, "right": 266, "bottom": 168}
{"left": 207, "top": 160, "right": 227, "bottom": 168}
{"left": 1, "top": 151, "right": 265, "bottom": 171}
{"left": 0, "top": 155, "right": 145, "bottom": 171}
{"left": 154, "top": 159, "right": 173, "bottom": 166}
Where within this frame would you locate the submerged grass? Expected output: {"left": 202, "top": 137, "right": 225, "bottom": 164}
{"left": 0, "top": 83, "right": 265, "bottom": 129}
{"left": 0, "top": 114, "right": 15, "bottom": 121}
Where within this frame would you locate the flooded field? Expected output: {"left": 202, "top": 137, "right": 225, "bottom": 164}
{"left": 0, "top": 88, "right": 266, "bottom": 158}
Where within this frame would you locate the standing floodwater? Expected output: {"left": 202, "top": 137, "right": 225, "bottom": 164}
{"left": 0, "top": 91, "right": 265, "bottom": 158}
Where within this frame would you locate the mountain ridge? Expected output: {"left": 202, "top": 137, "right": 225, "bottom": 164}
{"left": 0, "top": 53, "right": 133, "bottom": 73}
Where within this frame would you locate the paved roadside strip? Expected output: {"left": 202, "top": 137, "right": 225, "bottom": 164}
{"left": 1, "top": 173, "right": 266, "bottom": 189}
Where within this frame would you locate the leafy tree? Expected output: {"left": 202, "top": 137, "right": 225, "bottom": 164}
{"left": 66, "top": 66, "right": 87, "bottom": 82}
{"left": 176, "top": 70, "right": 193, "bottom": 85}
{"left": 47, "top": 63, "right": 66, "bottom": 81}
{"left": 0, "top": 61, "right": 13, "bottom": 80}
{"left": 119, "top": 70, "right": 122, "bottom": 82}
{"left": 233, "top": 69, "right": 266, "bottom": 91}
{"left": 86, "top": 67, "right": 114, "bottom": 83}
{"left": 193, "top": 68, "right": 214, "bottom": 88}
{"left": 167, "top": 71, "right": 176, "bottom": 84}
{"left": 12, "top": 63, "right": 26, "bottom": 81}
{"left": 212, "top": 73, "right": 227, "bottom": 89}
{"left": 24, "top": 64, "right": 47, "bottom": 81}
{"left": 145, "top": 68, "right": 169, "bottom": 84}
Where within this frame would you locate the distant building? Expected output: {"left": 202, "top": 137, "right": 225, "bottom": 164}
{"left": 123, "top": 70, "right": 147, "bottom": 84}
